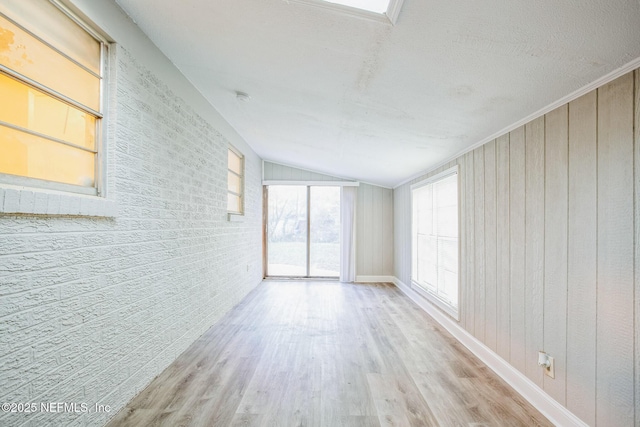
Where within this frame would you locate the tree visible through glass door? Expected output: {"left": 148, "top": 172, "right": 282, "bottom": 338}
{"left": 266, "top": 186, "right": 307, "bottom": 276}
{"left": 266, "top": 185, "right": 340, "bottom": 278}
{"left": 309, "top": 186, "right": 340, "bottom": 277}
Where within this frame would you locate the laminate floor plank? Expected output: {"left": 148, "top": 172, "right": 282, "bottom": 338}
{"left": 411, "top": 371, "right": 484, "bottom": 426}
{"left": 229, "top": 413, "right": 264, "bottom": 427}
{"left": 106, "top": 281, "right": 552, "bottom": 427}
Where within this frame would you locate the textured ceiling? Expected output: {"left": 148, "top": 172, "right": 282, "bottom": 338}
{"left": 115, "top": 0, "right": 640, "bottom": 187}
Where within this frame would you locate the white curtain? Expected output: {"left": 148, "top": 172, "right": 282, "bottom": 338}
{"left": 340, "top": 186, "right": 357, "bottom": 282}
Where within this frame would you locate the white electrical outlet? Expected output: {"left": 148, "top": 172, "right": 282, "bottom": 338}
{"left": 538, "top": 351, "right": 555, "bottom": 379}
{"left": 545, "top": 355, "right": 555, "bottom": 379}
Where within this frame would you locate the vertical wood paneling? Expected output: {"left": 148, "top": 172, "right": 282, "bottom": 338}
{"left": 364, "top": 184, "right": 373, "bottom": 275}
{"left": 298, "top": 167, "right": 310, "bottom": 180}
{"left": 263, "top": 162, "right": 346, "bottom": 182}
{"left": 277, "top": 164, "right": 288, "bottom": 179}
{"left": 393, "top": 188, "right": 401, "bottom": 280}
{"left": 566, "top": 90, "right": 597, "bottom": 426}
{"left": 391, "top": 68, "right": 639, "bottom": 427}
{"left": 283, "top": 163, "right": 293, "bottom": 180}
{"left": 263, "top": 161, "right": 273, "bottom": 180}
{"left": 357, "top": 184, "right": 365, "bottom": 276}
{"left": 484, "top": 140, "right": 498, "bottom": 351}
{"left": 284, "top": 163, "right": 293, "bottom": 179}
{"left": 458, "top": 155, "right": 466, "bottom": 328}
{"left": 596, "top": 73, "right": 635, "bottom": 427}
{"left": 383, "top": 188, "right": 394, "bottom": 276}
{"left": 405, "top": 183, "right": 412, "bottom": 284}
{"left": 290, "top": 166, "right": 305, "bottom": 181}
{"left": 394, "top": 186, "right": 407, "bottom": 284}
{"left": 635, "top": 69, "right": 640, "bottom": 427}
{"left": 525, "top": 116, "right": 545, "bottom": 387}
{"left": 355, "top": 184, "right": 394, "bottom": 278}
{"left": 372, "top": 187, "right": 383, "bottom": 275}
{"left": 292, "top": 167, "right": 303, "bottom": 180}
{"left": 495, "top": 134, "right": 510, "bottom": 360}
{"left": 272, "top": 163, "right": 283, "bottom": 180}
{"left": 465, "top": 151, "right": 475, "bottom": 335}
{"left": 509, "top": 126, "right": 526, "bottom": 373}
{"left": 543, "top": 104, "right": 568, "bottom": 404}
{"left": 403, "top": 185, "right": 411, "bottom": 284}
{"left": 474, "top": 147, "right": 486, "bottom": 342}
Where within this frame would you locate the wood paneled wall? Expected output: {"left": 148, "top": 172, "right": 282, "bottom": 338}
{"left": 356, "top": 183, "right": 394, "bottom": 277}
{"left": 263, "top": 162, "right": 394, "bottom": 277}
{"left": 263, "top": 161, "right": 347, "bottom": 181}
{"left": 393, "top": 69, "right": 639, "bottom": 427}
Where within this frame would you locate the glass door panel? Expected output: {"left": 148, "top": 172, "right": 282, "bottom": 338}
{"left": 267, "top": 185, "right": 307, "bottom": 276}
{"left": 309, "top": 186, "right": 340, "bottom": 277}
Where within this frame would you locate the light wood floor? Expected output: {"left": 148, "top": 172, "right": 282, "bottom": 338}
{"left": 107, "top": 281, "right": 552, "bottom": 427}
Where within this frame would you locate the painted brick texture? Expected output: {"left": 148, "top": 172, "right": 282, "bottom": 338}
{"left": 0, "top": 47, "right": 262, "bottom": 426}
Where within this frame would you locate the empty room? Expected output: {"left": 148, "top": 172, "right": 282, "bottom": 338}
{"left": 1, "top": 0, "right": 639, "bottom": 426}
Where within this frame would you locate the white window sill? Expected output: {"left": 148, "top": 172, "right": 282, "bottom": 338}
{"left": 411, "top": 281, "right": 459, "bottom": 321}
{"left": 227, "top": 212, "right": 245, "bottom": 222}
{"left": 0, "top": 184, "right": 116, "bottom": 217}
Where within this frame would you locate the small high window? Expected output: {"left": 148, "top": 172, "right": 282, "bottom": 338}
{"left": 227, "top": 147, "right": 244, "bottom": 214}
{"left": 0, "top": 0, "right": 106, "bottom": 196}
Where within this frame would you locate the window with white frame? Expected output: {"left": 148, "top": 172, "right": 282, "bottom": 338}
{"left": 227, "top": 147, "right": 244, "bottom": 214}
{"left": 287, "top": 0, "right": 404, "bottom": 25}
{"left": 411, "top": 167, "right": 459, "bottom": 319}
{"left": 0, "top": 0, "right": 106, "bottom": 196}
{"left": 323, "top": 0, "right": 389, "bottom": 13}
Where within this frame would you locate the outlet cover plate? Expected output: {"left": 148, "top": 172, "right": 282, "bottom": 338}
{"left": 545, "top": 356, "right": 555, "bottom": 379}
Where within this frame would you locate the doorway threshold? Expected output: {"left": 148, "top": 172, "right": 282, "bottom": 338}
{"left": 263, "top": 277, "right": 339, "bottom": 282}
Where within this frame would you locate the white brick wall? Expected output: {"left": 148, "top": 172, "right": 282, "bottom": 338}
{"left": 0, "top": 46, "right": 263, "bottom": 427}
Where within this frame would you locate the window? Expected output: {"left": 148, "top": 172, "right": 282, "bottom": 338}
{"left": 287, "top": 0, "right": 404, "bottom": 25}
{"left": 266, "top": 185, "right": 340, "bottom": 278}
{"left": 0, "top": 0, "right": 106, "bottom": 196}
{"left": 323, "top": 0, "right": 389, "bottom": 13}
{"left": 227, "top": 147, "right": 244, "bottom": 214}
{"left": 411, "top": 166, "right": 459, "bottom": 319}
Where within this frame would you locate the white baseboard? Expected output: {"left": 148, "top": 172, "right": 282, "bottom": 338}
{"left": 392, "top": 277, "right": 588, "bottom": 427}
{"left": 355, "top": 275, "right": 395, "bottom": 283}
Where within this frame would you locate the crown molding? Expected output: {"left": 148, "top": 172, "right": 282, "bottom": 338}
{"left": 385, "top": 0, "right": 404, "bottom": 24}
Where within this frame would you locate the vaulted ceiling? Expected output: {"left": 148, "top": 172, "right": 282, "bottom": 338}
{"left": 115, "top": 0, "right": 640, "bottom": 187}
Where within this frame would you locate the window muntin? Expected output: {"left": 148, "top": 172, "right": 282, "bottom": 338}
{"left": 0, "top": 14, "right": 101, "bottom": 111}
{"left": 0, "top": 125, "right": 95, "bottom": 187}
{"left": 1, "top": 0, "right": 101, "bottom": 74}
{"left": 0, "top": 0, "right": 104, "bottom": 194}
{"left": 411, "top": 167, "right": 459, "bottom": 318}
{"left": 227, "top": 147, "right": 244, "bottom": 214}
{"left": 0, "top": 74, "right": 97, "bottom": 150}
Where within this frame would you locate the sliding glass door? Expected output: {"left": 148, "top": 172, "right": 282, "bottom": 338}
{"left": 266, "top": 186, "right": 308, "bottom": 276}
{"left": 309, "top": 186, "right": 340, "bottom": 276}
{"left": 266, "top": 185, "right": 340, "bottom": 278}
